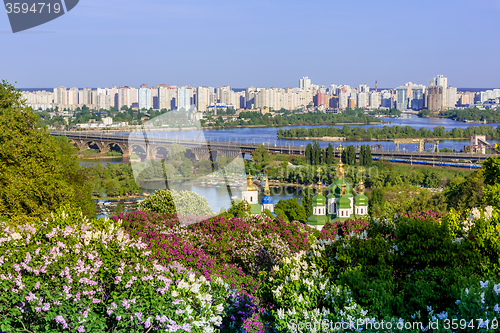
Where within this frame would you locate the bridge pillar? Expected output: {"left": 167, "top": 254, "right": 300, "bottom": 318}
{"left": 146, "top": 143, "right": 157, "bottom": 161}
{"left": 115, "top": 143, "right": 130, "bottom": 157}
{"left": 95, "top": 141, "right": 110, "bottom": 154}
{"left": 191, "top": 147, "right": 211, "bottom": 161}
{"left": 418, "top": 140, "right": 424, "bottom": 152}
{"left": 73, "top": 139, "right": 89, "bottom": 151}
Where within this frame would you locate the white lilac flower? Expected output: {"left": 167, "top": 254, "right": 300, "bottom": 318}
{"left": 190, "top": 283, "right": 201, "bottom": 294}
{"left": 471, "top": 208, "right": 481, "bottom": 220}
{"left": 485, "top": 206, "right": 493, "bottom": 220}
{"left": 494, "top": 283, "right": 500, "bottom": 295}
{"left": 436, "top": 311, "right": 448, "bottom": 320}
{"left": 480, "top": 280, "right": 489, "bottom": 289}
{"left": 210, "top": 315, "right": 222, "bottom": 326}
{"left": 277, "top": 308, "right": 285, "bottom": 320}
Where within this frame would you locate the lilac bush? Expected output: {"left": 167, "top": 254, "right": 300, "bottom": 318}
{"left": 0, "top": 207, "right": 231, "bottom": 332}
{"left": 320, "top": 217, "right": 370, "bottom": 240}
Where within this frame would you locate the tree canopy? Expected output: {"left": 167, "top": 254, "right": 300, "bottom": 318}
{"left": 0, "top": 80, "right": 94, "bottom": 219}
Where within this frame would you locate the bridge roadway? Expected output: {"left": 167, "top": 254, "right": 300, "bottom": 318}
{"left": 51, "top": 131, "right": 493, "bottom": 164}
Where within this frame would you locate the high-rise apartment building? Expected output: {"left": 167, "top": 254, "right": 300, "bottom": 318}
{"left": 159, "top": 85, "right": 177, "bottom": 110}
{"left": 139, "top": 85, "right": 153, "bottom": 110}
{"left": 427, "top": 86, "right": 444, "bottom": 112}
{"left": 411, "top": 86, "right": 425, "bottom": 110}
{"left": 395, "top": 86, "right": 409, "bottom": 110}
{"left": 427, "top": 75, "right": 457, "bottom": 111}
{"left": 299, "top": 76, "right": 312, "bottom": 90}
{"left": 356, "top": 92, "right": 368, "bottom": 109}
{"left": 358, "top": 84, "right": 369, "bottom": 93}
{"left": 196, "top": 86, "right": 211, "bottom": 112}
{"left": 177, "top": 87, "right": 192, "bottom": 111}
{"left": 369, "top": 92, "right": 381, "bottom": 109}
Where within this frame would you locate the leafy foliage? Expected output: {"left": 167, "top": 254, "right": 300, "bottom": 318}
{"left": 0, "top": 81, "right": 94, "bottom": 219}
{"left": 278, "top": 123, "right": 500, "bottom": 142}
{"left": 139, "top": 189, "right": 213, "bottom": 217}
{"left": 0, "top": 207, "right": 230, "bottom": 332}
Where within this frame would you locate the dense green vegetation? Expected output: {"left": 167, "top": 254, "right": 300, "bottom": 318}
{"left": 92, "top": 162, "right": 142, "bottom": 197}
{"left": 203, "top": 108, "right": 381, "bottom": 127}
{"left": 439, "top": 107, "right": 500, "bottom": 122}
{"left": 368, "top": 108, "right": 401, "bottom": 116}
{"left": 278, "top": 124, "right": 500, "bottom": 141}
{"left": 0, "top": 81, "right": 95, "bottom": 219}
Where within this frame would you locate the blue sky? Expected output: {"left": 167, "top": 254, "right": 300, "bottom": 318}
{"left": 1, "top": 0, "right": 499, "bottom": 88}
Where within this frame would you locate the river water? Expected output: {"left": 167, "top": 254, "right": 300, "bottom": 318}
{"left": 93, "top": 115, "right": 498, "bottom": 217}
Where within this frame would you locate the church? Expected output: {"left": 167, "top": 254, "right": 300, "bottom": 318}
{"left": 239, "top": 161, "right": 368, "bottom": 228}
{"left": 241, "top": 174, "right": 274, "bottom": 215}
{"left": 307, "top": 161, "right": 369, "bottom": 231}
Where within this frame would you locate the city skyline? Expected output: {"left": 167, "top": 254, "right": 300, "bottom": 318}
{"left": 21, "top": 75, "right": 500, "bottom": 112}
{"left": 2, "top": 0, "right": 500, "bottom": 88}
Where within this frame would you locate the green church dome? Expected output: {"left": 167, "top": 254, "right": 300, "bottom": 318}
{"left": 337, "top": 195, "right": 352, "bottom": 210}
{"left": 328, "top": 177, "right": 354, "bottom": 198}
{"left": 354, "top": 193, "right": 369, "bottom": 206}
{"left": 334, "top": 179, "right": 354, "bottom": 197}
{"left": 312, "top": 193, "right": 326, "bottom": 207}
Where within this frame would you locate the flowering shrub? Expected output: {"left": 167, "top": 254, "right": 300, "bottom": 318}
{"left": 112, "top": 211, "right": 180, "bottom": 235}
{"left": 258, "top": 240, "right": 375, "bottom": 332}
{"left": 186, "top": 215, "right": 311, "bottom": 277}
{"left": 417, "top": 279, "right": 500, "bottom": 332}
{"left": 139, "top": 189, "right": 214, "bottom": 218}
{"left": 320, "top": 217, "right": 370, "bottom": 240}
{"left": 0, "top": 207, "right": 230, "bottom": 332}
{"left": 395, "top": 209, "right": 445, "bottom": 224}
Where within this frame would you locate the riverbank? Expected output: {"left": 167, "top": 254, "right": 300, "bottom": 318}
{"left": 80, "top": 154, "right": 124, "bottom": 160}
{"left": 201, "top": 121, "right": 385, "bottom": 130}
{"left": 279, "top": 136, "right": 477, "bottom": 141}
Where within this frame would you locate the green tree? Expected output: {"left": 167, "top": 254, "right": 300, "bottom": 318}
{"left": 302, "top": 187, "right": 314, "bottom": 218}
{"left": 275, "top": 198, "right": 307, "bottom": 223}
{"left": 305, "top": 143, "right": 313, "bottom": 164}
{"left": 345, "top": 145, "right": 356, "bottom": 165}
{"left": 179, "top": 159, "right": 194, "bottom": 178}
{"left": 0, "top": 81, "right": 94, "bottom": 219}
{"left": 359, "top": 145, "right": 365, "bottom": 166}
{"left": 363, "top": 145, "right": 372, "bottom": 166}
{"left": 104, "top": 179, "right": 120, "bottom": 196}
{"left": 251, "top": 145, "right": 272, "bottom": 166}
{"left": 313, "top": 141, "right": 321, "bottom": 165}
{"left": 325, "top": 143, "right": 334, "bottom": 165}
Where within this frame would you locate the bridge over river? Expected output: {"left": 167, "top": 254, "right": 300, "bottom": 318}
{"left": 51, "top": 131, "right": 493, "bottom": 166}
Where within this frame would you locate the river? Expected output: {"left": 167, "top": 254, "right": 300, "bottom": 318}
{"left": 93, "top": 115, "right": 497, "bottom": 217}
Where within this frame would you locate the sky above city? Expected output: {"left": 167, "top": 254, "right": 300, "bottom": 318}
{"left": 1, "top": 0, "right": 499, "bottom": 89}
